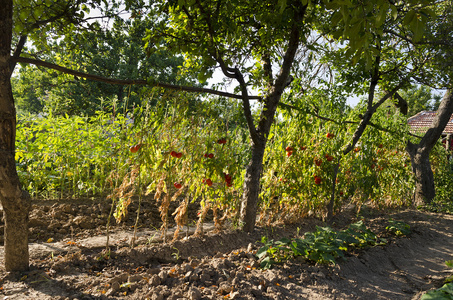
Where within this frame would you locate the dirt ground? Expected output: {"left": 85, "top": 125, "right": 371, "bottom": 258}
{"left": 0, "top": 198, "right": 452, "bottom": 300}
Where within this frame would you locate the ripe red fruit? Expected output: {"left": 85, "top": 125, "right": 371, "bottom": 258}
{"left": 339, "top": 191, "right": 344, "bottom": 196}
{"left": 314, "top": 159, "right": 322, "bottom": 166}
{"left": 170, "top": 151, "right": 177, "bottom": 157}
{"left": 300, "top": 146, "right": 307, "bottom": 151}
{"left": 285, "top": 146, "right": 293, "bottom": 152}
{"left": 378, "top": 144, "right": 383, "bottom": 148}
{"left": 224, "top": 173, "right": 232, "bottom": 186}
{"left": 326, "top": 133, "right": 334, "bottom": 139}
{"left": 208, "top": 153, "right": 214, "bottom": 158}
{"left": 354, "top": 147, "right": 360, "bottom": 153}
{"left": 174, "top": 182, "right": 182, "bottom": 189}
{"left": 205, "top": 179, "right": 213, "bottom": 186}
{"left": 129, "top": 144, "right": 141, "bottom": 153}
{"left": 286, "top": 151, "right": 293, "bottom": 157}
{"left": 175, "top": 152, "right": 183, "bottom": 158}
{"left": 217, "top": 138, "right": 227, "bottom": 144}
{"left": 314, "top": 176, "right": 322, "bottom": 185}
{"left": 326, "top": 155, "right": 334, "bottom": 162}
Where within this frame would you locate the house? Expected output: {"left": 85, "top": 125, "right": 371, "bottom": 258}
{"left": 408, "top": 111, "right": 453, "bottom": 150}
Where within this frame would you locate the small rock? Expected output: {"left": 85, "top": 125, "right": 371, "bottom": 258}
{"left": 158, "top": 270, "right": 168, "bottom": 282}
{"left": 247, "top": 243, "right": 254, "bottom": 252}
{"left": 189, "top": 258, "right": 200, "bottom": 268}
{"left": 72, "top": 215, "right": 95, "bottom": 229}
{"left": 110, "top": 273, "right": 129, "bottom": 285}
{"left": 150, "top": 274, "right": 161, "bottom": 286}
{"left": 48, "top": 221, "right": 61, "bottom": 231}
{"left": 128, "top": 274, "right": 142, "bottom": 283}
{"left": 61, "top": 204, "right": 73, "bottom": 214}
{"left": 150, "top": 293, "right": 164, "bottom": 300}
{"left": 230, "top": 291, "right": 241, "bottom": 299}
{"left": 148, "top": 268, "right": 161, "bottom": 275}
{"left": 199, "top": 273, "right": 210, "bottom": 282}
{"left": 106, "top": 281, "right": 120, "bottom": 296}
{"left": 182, "top": 263, "right": 194, "bottom": 273}
{"left": 218, "top": 282, "right": 232, "bottom": 295}
{"left": 187, "top": 287, "right": 202, "bottom": 300}
{"left": 251, "top": 288, "right": 262, "bottom": 297}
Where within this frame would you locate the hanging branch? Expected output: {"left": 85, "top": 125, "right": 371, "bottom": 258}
{"left": 11, "top": 56, "right": 263, "bottom": 101}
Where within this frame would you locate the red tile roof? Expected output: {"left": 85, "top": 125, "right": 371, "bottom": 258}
{"left": 408, "top": 111, "right": 453, "bottom": 134}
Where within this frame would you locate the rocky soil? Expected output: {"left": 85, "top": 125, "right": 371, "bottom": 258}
{"left": 0, "top": 198, "right": 452, "bottom": 299}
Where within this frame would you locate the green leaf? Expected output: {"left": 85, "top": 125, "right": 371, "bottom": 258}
{"left": 390, "top": 4, "right": 398, "bottom": 20}
{"left": 256, "top": 246, "right": 269, "bottom": 259}
{"left": 446, "top": 260, "right": 453, "bottom": 269}
{"left": 403, "top": 10, "right": 416, "bottom": 26}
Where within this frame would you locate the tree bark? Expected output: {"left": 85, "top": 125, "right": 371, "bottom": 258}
{"left": 240, "top": 138, "right": 266, "bottom": 232}
{"left": 239, "top": 13, "right": 302, "bottom": 231}
{"left": 0, "top": 0, "right": 31, "bottom": 272}
{"left": 406, "top": 89, "right": 453, "bottom": 206}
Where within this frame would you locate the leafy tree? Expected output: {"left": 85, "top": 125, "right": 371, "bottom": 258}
{"left": 1, "top": 0, "right": 257, "bottom": 272}
{"left": 145, "top": 0, "right": 326, "bottom": 231}
{"left": 13, "top": 16, "right": 196, "bottom": 115}
{"left": 404, "top": 0, "right": 453, "bottom": 206}
{"left": 401, "top": 85, "right": 442, "bottom": 117}
{"left": 1, "top": 0, "right": 145, "bottom": 272}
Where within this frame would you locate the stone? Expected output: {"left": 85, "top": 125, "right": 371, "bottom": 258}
{"left": 110, "top": 273, "right": 128, "bottom": 285}
{"left": 187, "top": 287, "right": 202, "bottom": 300}
{"left": 150, "top": 275, "right": 161, "bottom": 286}
{"left": 158, "top": 270, "right": 167, "bottom": 282}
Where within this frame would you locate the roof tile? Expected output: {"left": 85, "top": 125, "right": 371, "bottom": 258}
{"left": 408, "top": 111, "right": 453, "bottom": 134}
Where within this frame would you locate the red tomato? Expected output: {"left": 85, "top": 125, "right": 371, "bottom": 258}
{"left": 170, "top": 151, "right": 177, "bottom": 157}
{"left": 314, "top": 176, "right": 322, "bottom": 185}
{"left": 326, "top": 133, "right": 334, "bottom": 139}
{"left": 174, "top": 182, "right": 182, "bottom": 189}
{"left": 300, "top": 146, "right": 307, "bottom": 151}
{"left": 205, "top": 179, "right": 213, "bottom": 186}
{"left": 285, "top": 146, "right": 293, "bottom": 152}
{"left": 129, "top": 144, "right": 141, "bottom": 153}
{"left": 326, "top": 155, "right": 334, "bottom": 162}
{"left": 286, "top": 151, "right": 293, "bottom": 157}
{"left": 315, "top": 159, "right": 322, "bottom": 166}
{"left": 175, "top": 152, "right": 183, "bottom": 158}
{"left": 208, "top": 153, "right": 214, "bottom": 159}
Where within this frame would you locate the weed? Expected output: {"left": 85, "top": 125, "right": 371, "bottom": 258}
{"left": 386, "top": 219, "right": 411, "bottom": 236}
{"left": 172, "top": 247, "right": 180, "bottom": 261}
{"left": 257, "top": 221, "right": 387, "bottom": 269}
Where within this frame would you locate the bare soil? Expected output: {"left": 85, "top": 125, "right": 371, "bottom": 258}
{"left": 0, "top": 198, "right": 452, "bottom": 300}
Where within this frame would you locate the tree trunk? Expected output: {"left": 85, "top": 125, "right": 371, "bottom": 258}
{"left": 406, "top": 144, "right": 435, "bottom": 206}
{"left": 0, "top": 0, "right": 31, "bottom": 272}
{"left": 406, "top": 89, "right": 453, "bottom": 206}
{"left": 240, "top": 137, "right": 266, "bottom": 232}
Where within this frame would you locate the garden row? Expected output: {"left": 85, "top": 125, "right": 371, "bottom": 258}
{"left": 15, "top": 94, "right": 453, "bottom": 235}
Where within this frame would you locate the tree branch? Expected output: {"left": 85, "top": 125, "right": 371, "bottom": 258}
{"left": 9, "top": 35, "right": 27, "bottom": 76}
{"left": 11, "top": 56, "right": 262, "bottom": 101}
{"left": 279, "top": 101, "right": 422, "bottom": 139}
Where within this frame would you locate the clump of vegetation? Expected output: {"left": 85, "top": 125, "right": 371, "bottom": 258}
{"left": 421, "top": 260, "right": 453, "bottom": 300}
{"left": 257, "top": 220, "right": 410, "bottom": 269}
